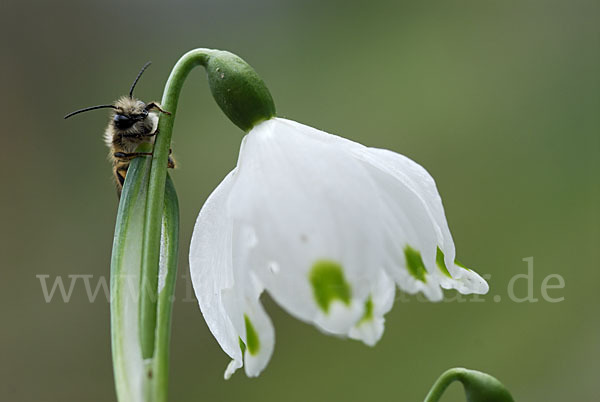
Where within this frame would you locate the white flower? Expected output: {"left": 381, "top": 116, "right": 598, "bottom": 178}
{"left": 189, "top": 117, "right": 488, "bottom": 379}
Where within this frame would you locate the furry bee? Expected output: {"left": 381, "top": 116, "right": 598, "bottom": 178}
{"left": 65, "top": 62, "right": 174, "bottom": 197}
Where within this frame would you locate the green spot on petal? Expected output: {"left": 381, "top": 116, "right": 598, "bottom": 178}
{"left": 244, "top": 315, "right": 260, "bottom": 356}
{"left": 309, "top": 260, "right": 352, "bottom": 313}
{"left": 404, "top": 246, "right": 427, "bottom": 282}
{"left": 358, "top": 296, "right": 374, "bottom": 325}
{"left": 436, "top": 247, "right": 453, "bottom": 278}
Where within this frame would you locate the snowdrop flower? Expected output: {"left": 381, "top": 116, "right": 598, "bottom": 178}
{"left": 189, "top": 117, "right": 489, "bottom": 379}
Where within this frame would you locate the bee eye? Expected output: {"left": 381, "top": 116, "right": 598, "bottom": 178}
{"left": 114, "top": 114, "right": 133, "bottom": 129}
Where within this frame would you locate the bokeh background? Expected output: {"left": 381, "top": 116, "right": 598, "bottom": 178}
{"left": 1, "top": 0, "right": 598, "bottom": 401}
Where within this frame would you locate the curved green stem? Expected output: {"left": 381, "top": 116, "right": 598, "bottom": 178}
{"left": 424, "top": 368, "right": 514, "bottom": 402}
{"left": 139, "top": 49, "right": 213, "bottom": 359}
{"left": 424, "top": 368, "right": 462, "bottom": 402}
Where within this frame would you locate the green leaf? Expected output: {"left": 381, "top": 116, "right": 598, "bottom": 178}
{"left": 110, "top": 143, "right": 179, "bottom": 402}
{"left": 151, "top": 174, "right": 179, "bottom": 402}
{"left": 110, "top": 146, "right": 153, "bottom": 402}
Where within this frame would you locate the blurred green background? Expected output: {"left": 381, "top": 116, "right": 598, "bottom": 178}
{"left": 1, "top": 0, "right": 598, "bottom": 401}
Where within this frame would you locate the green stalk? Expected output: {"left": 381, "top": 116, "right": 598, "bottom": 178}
{"left": 423, "top": 368, "right": 514, "bottom": 402}
{"left": 138, "top": 49, "right": 209, "bottom": 359}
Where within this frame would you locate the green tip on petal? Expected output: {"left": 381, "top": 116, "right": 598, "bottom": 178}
{"left": 244, "top": 315, "right": 260, "bottom": 356}
{"left": 404, "top": 246, "right": 428, "bottom": 283}
{"left": 436, "top": 247, "right": 474, "bottom": 274}
{"left": 358, "top": 296, "right": 374, "bottom": 325}
{"left": 309, "top": 260, "right": 352, "bottom": 313}
{"left": 435, "top": 247, "right": 453, "bottom": 278}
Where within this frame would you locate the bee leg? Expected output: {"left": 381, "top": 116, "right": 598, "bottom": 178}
{"left": 114, "top": 151, "right": 153, "bottom": 161}
{"left": 143, "top": 128, "right": 158, "bottom": 138}
{"left": 115, "top": 150, "right": 175, "bottom": 169}
{"left": 168, "top": 149, "right": 175, "bottom": 169}
{"left": 145, "top": 102, "right": 171, "bottom": 115}
{"left": 115, "top": 166, "right": 127, "bottom": 186}
{"left": 122, "top": 131, "right": 155, "bottom": 138}
{"left": 123, "top": 129, "right": 157, "bottom": 139}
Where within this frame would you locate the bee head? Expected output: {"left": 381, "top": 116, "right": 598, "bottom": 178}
{"left": 112, "top": 97, "right": 153, "bottom": 130}
{"left": 111, "top": 60, "right": 154, "bottom": 131}
{"left": 113, "top": 109, "right": 149, "bottom": 129}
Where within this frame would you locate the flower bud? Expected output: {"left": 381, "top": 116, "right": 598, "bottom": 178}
{"left": 204, "top": 50, "right": 276, "bottom": 132}
{"left": 458, "top": 369, "right": 514, "bottom": 402}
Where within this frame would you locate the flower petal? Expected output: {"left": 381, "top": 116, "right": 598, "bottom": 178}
{"left": 348, "top": 269, "right": 396, "bottom": 346}
{"left": 224, "top": 224, "right": 275, "bottom": 377}
{"left": 229, "top": 118, "right": 386, "bottom": 336}
{"left": 221, "top": 281, "right": 275, "bottom": 378}
{"left": 189, "top": 171, "right": 243, "bottom": 378}
{"left": 359, "top": 148, "right": 488, "bottom": 295}
{"left": 190, "top": 171, "right": 276, "bottom": 378}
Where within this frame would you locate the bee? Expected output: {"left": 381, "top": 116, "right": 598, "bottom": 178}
{"left": 64, "top": 62, "right": 174, "bottom": 197}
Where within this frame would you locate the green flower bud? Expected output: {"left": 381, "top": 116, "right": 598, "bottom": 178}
{"left": 458, "top": 369, "right": 515, "bottom": 402}
{"left": 425, "top": 368, "right": 514, "bottom": 402}
{"left": 204, "top": 50, "right": 276, "bottom": 132}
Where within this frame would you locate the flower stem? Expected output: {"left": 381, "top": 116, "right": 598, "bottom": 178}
{"left": 423, "top": 368, "right": 461, "bottom": 402}
{"left": 139, "top": 49, "right": 211, "bottom": 359}
{"left": 423, "top": 368, "right": 514, "bottom": 402}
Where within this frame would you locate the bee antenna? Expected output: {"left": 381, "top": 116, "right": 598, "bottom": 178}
{"left": 129, "top": 61, "right": 152, "bottom": 98}
{"left": 64, "top": 104, "right": 117, "bottom": 119}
